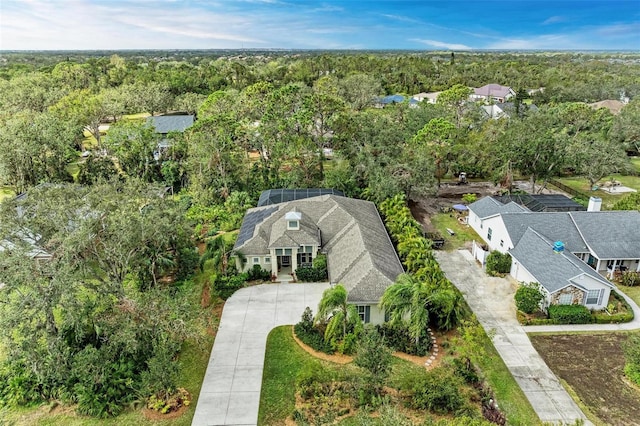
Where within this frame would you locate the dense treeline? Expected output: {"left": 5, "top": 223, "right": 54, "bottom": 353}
{"left": 0, "top": 51, "right": 638, "bottom": 417}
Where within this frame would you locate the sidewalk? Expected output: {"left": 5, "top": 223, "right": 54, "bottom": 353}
{"left": 435, "top": 249, "right": 591, "bottom": 425}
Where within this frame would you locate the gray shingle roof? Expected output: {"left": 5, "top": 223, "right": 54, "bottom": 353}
{"left": 509, "top": 228, "right": 612, "bottom": 293}
{"left": 474, "top": 84, "right": 513, "bottom": 98}
{"left": 234, "top": 195, "right": 404, "bottom": 302}
{"left": 569, "top": 211, "right": 640, "bottom": 259}
{"left": 501, "top": 212, "right": 589, "bottom": 253}
{"left": 469, "top": 196, "right": 527, "bottom": 219}
{"left": 146, "top": 115, "right": 194, "bottom": 134}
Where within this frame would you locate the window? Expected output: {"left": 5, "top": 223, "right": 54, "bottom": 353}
{"left": 487, "top": 228, "right": 492, "bottom": 241}
{"left": 357, "top": 305, "right": 370, "bottom": 323}
{"left": 558, "top": 293, "right": 572, "bottom": 305}
{"left": 284, "top": 248, "right": 292, "bottom": 255}
{"left": 586, "top": 289, "right": 601, "bottom": 305}
{"left": 252, "top": 257, "right": 260, "bottom": 264}
{"left": 264, "top": 257, "right": 271, "bottom": 264}
{"left": 287, "top": 220, "right": 299, "bottom": 230}
{"left": 275, "top": 249, "right": 283, "bottom": 256}
{"left": 299, "top": 252, "right": 312, "bottom": 265}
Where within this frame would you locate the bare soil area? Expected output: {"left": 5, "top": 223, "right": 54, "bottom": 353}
{"left": 530, "top": 333, "right": 640, "bottom": 426}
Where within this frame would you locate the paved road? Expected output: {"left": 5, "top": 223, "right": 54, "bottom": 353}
{"left": 192, "top": 283, "right": 329, "bottom": 426}
{"left": 435, "top": 249, "right": 592, "bottom": 425}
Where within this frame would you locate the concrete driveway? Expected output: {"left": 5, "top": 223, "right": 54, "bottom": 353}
{"left": 192, "top": 282, "right": 329, "bottom": 426}
{"left": 435, "top": 250, "right": 591, "bottom": 425}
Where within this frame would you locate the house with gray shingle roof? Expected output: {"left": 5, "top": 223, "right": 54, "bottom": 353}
{"left": 233, "top": 194, "right": 404, "bottom": 324}
{"left": 146, "top": 114, "right": 194, "bottom": 160}
{"left": 468, "top": 196, "right": 640, "bottom": 310}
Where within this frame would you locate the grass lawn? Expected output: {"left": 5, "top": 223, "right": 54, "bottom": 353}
{"left": 430, "top": 213, "right": 482, "bottom": 250}
{"left": 554, "top": 174, "right": 640, "bottom": 210}
{"left": 259, "top": 326, "right": 327, "bottom": 425}
{"left": 618, "top": 285, "right": 640, "bottom": 306}
{"left": 631, "top": 157, "right": 640, "bottom": 174}
{"left": 476, "top": 330, "right": 541, "bottom": 426}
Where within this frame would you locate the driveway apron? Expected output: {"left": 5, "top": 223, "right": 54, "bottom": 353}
{"left": 192, "top": 282, "right": 329, "bottom": 426}
{"left": 435, "top": 250, "right": 591, "bottom": 425}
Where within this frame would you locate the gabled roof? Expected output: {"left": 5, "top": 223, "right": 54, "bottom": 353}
{"left": 570, "top": 211, "right": 640, "bottom": 259}
{"left": 501, "top": 212, "right": 589, "bottom": 253}
{"left": 509, "top": 228, "right": 612, "bottom": 293}
{"left": 146, "top": 115, "right": 194, "bottom": 134}
{"left": 468, "top": 196, "right": 527, "bottom": 219}
{"left": 234, "top": 195, "right": 404, "bottom": 303}
{"left": 474, "top": 84, "right": 513, "bottom": 98}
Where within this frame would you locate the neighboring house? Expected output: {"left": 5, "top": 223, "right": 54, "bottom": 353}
{"left": 412, "top": 92, "right": 441, "bottom": 104}
{"left": 481, "top": 102, "right": 538, "bottom": 119}
{"left": 468, "top": 196, "right": 640, "bottom": 310}
{"left": 375, "top": 94, "right": 406, "bottom": 108}
{"left": 471, "top": 84, "right": 516, "bottom": 103}
{"left": 233, "top": 194, "right": 404, "bottom": 324}
{"left": 146, "top": 114, "right": 195, "bottom": 159}
{"left": 493, "top": 194, "right": 585, "bottom": 212}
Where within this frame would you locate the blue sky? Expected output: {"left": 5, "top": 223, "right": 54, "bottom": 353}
{"left": 1, "top": 0, "right": 639, "bottom": 50}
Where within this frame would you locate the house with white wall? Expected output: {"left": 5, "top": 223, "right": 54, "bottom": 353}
{"left": 468, "top": 196, "right": 640, "bottom": 310}
{"left": 233, "top": 194, "right": 404, "bottom": 324}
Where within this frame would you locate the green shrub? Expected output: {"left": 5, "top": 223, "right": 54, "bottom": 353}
{"left": 293, "top": 308, "right": 334, "bottom": 354}
{"left": 247, "top": 264, "right": 271, "bottom": 282}
{"left": 376, "top": 323, "right": 432, "bottom": 356}
{"left": 624, "top": 334, "right": 640, "bottom": 386}
{"left": 312, "top": 253, "right": 327, "bottom": 270}
{"left": 214, "top": 273, "right": 247, "bottom": 299}
{"left": 621, "top": 271, "right": 640, "bottom": 287}
{"left": 409, "top": 367, "right": 464, "bottom": 414}
{"left": 548, "top": 304, "right": 592, "bottom": 324}
{"left": 295, "top": 266, "right": 328, "bottom": 282}
{"left": 514, "top": 282, "right": 545, "bottom": 314}
{"left": 485, "top": 251, "right": 512, "bottom": 275}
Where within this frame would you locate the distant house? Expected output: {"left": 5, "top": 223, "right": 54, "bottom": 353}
{"left": 412, "top": 92, "right": 441, "bottom": 104}
{"left": 468, "top": 196, "right": 640, "bottom": 310}
{"left": 471, "top": 84, "right": 515, "bottom": 103}
{"left": 375, "top": 94, "right": 406, "bottom": 108}
{"left": 233, "top": 194, "right": 404, "bottom": 324}
{"left": 146, "top": 114, "right": 195, "bottom": 159}
{"left": 482, "top": 102, "right": 538, "bottom": 119}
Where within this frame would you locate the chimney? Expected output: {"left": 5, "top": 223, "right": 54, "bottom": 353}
{"left": 587, "top": 196, "right": 602, "bottom": 212}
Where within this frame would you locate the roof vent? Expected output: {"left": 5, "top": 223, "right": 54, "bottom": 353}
{"left": 553, "top": 241, "right": 565, "bottom": 254}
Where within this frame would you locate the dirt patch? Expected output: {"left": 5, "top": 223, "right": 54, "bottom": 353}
{"left": 530, "top": 333, "right": 640, "bottom": 426}
{"left": 143, "top": 404, "right": 189, "bottom": 421}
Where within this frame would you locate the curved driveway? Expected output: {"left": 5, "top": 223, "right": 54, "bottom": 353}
{"left": 192, "top": 283, "right": 329, "bottom": 426}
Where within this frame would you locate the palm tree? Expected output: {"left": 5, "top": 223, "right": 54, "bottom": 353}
{"left": 316, "top": 284, "right": 361, "bottom": 346}
{"left": 381, "top": 274, "right": 467, "bottom": 345}
{"left": 200, "top": 235, "right": 238, "bottom": 275}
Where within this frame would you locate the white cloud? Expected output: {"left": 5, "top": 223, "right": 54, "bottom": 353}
{"left": 542, "top": 16, "right": 565, "bottom": 25}
{"left": 312, "top": 4, "right": 344, "bottom": 13}
{"left": 411, "top": 39, "right": 471, "bottom": 50}
{"left": 380, "top": 14, "right": 420, "bottom": 24}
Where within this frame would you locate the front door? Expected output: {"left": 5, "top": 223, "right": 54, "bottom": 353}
{"left": 280, "top": 255, "right": 291, "bottom": 267}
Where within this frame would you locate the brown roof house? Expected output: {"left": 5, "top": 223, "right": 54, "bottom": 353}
{"left": 233, "top": 194, "right": 404, "bottom": 324}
